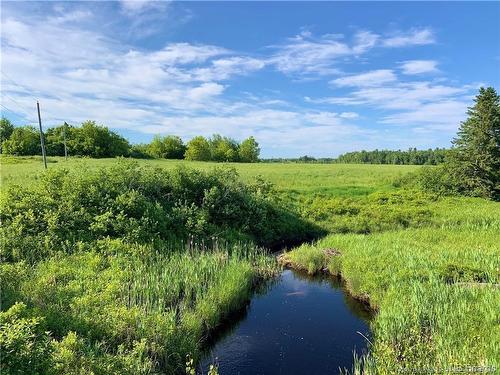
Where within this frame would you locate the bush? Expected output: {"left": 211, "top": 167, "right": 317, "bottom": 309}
{"left": 0, "top": 161, "right": 320, "bottom": 262}
{"left": 0, "top": 303, "right": 53, "bottom": 375}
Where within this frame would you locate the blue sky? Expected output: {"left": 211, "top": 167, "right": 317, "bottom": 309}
{"left": 1, "top": 1, "right": 499, "bottom": 157}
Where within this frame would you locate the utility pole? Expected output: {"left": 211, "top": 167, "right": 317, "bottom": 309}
{"left": 36, "top": 101, "right": 47, "bottom": 169}
{"left": 63, "top": 122, "right": 68, "bottom": 160}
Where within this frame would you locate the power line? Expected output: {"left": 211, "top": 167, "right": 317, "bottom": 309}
{"left": 0, "top": 71, "right": 26, "bottom": 91}
{"left": 0, "top": 103, "right": 37, "bottom": 123}
{"left": 1, "top": 95, "right": 34, "bottom": 120}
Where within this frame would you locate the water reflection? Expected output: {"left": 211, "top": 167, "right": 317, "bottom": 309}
{"left": 199, "top": 269, "right": 373, "bottom": 375}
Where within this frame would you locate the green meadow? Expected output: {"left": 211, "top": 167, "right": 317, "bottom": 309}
{"left": 1, "top": 156, "right": 499, "bottom": 374}
{"left": 0, "top": 155, "right": 418, "bottom": 195}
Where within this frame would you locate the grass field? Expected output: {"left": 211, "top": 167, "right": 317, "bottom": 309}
{"left": 0, "top": 155, "right": 418, "bottom": 196}
{"left": 1, "top": 155, "right": 499, "bottom": 374}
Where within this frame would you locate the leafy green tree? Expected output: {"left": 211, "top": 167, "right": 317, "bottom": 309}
{"left": 209, "top": 134, "right": 239, "bottom": 162}
{"left": 239, "top": 136, "right": 260, "bottom": 162}
{"left": 334, "top": 148, "right": 448, "bottom": 165}
{"left": 185, "top": 136, "right": 211, "bottom": 161}
{"left": 67, "top": 120, "right": 130, "bottom": 158}
{"left": 447, "top": 87, "right": 500, "bottom": 199}
{"left": 0, "top": 117, "right": 15, "bottom": 145}
{"left": 45, "top": 124, "right": 73, "bottom": 156}
{"left": 1, "top": 126, "right": 40, "bottom": 155}
{"left": 147, "top": 135, "right": 186, "bottom": 159}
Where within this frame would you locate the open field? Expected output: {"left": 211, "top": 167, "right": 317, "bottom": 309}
{"left": 1, "top": 156, "right": 499, "bottom": 374}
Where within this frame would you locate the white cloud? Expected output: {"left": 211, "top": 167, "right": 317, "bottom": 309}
{"left": 381, "top": 100, "right": 468, "bottom": 131}
{"left": 0, "top": 14, "right": 258, "bottom": 121}
{"left": 269, "top": 28, "right": 435, "bottom": 77}
{"left": 339, "top": 112, "right": 359, "bottom": 119}
{"left": 304, "top": 112, "right": 346, "bottom": 126}
{"left": 383, "top": 28, "right": 435, "bottom": 47}
{"left": 186, "top": 83, "right": 225, "bottom": 101}
{"left": 120, "top": 0, "right": 167, "bottom": 13}
{"left": 269, "top": 30, "right": 379, "bottom": 76}
{"left": 49, "top": 10, "right": 93, "bottom": 24}
{"left": 316, "top": 79, "right": 470, "bottom": 110}
{"left": 191, "top": 56, "right": 267, "bottom": 81}
{"left": 352, "top": 31, "right": 380, "bottom": 54}
{"left": 331, "top": 70, "right": 397, "bottom": 87}
{"left": 400, "top": 60, "right": 438, "bottom": 74}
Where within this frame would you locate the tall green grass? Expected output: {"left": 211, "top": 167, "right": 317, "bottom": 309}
{"left": 1, "top": 240, "right": 278, "bottom": 374}
{"left": 282, "top": 217, "right": 500, "bottom": 372}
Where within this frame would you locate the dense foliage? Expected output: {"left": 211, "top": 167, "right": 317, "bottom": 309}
{"left": 0, "top": 118, "right": 15, "bottom": 151}
{"left": 0, "top": 119, "right": 261, "bottom": 162}
{"left": 185, "top": 134, "right": 260, "bottom": 162}
{"left": 0, "top": 162, "right": 319, "bottom": 264}
{"left": 261, "top": 149, "right": 448, "bottom": 165}
{"left": 1, "top": 121, "right": 130, "bottom": 158}
{"left": 146, "top": 135, "right": 186, "bottom": 159}
{"left": 334, "top": 148, "right": 449, "bottom": 165}
{"left": 1, "top": 125, "right": 40, "bottom": 156}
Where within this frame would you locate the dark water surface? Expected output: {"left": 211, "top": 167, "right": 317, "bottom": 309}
{"left": 199, "top": 269, "right": 372, "bottom": 375}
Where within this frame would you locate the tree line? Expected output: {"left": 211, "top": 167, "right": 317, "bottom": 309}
{"left": 261, "top": 149, "right": 448, "bottom": 165}
{"left": 334, "top": 148, "right": 449, "bottom": 165}
{"left": 0, "top": 120, "right": 260, "bottom": 162}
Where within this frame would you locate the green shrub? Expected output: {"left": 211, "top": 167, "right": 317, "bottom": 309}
{"left": 0, "top": 161, "right": 320, "bottom": 262}
{"left": 0, "top": 302, "right": 52, "bottom": 375}
{"left": 0, "top": 262, "right": 28, "bottom": 310}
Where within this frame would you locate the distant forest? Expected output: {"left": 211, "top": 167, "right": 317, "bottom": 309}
{"left": 333, "top": 148, "right": 449, "bottom": 165}
{"left": 262, "top": 148, "right": 449, "bottom": 165}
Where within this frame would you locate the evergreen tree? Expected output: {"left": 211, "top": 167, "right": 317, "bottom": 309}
{"left": 447, "top": 87, "right": 500, "bottom": 200}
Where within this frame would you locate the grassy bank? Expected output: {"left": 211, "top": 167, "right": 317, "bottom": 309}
{"left": 281, "top": 201, "right": 500, "bottom": 372}
{"left": 1, "top": 242, "right": 276, "bottom": 374}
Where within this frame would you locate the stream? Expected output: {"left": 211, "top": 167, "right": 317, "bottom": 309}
{"left": 199, "top": 269, "right": 373, "bottom": 374}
